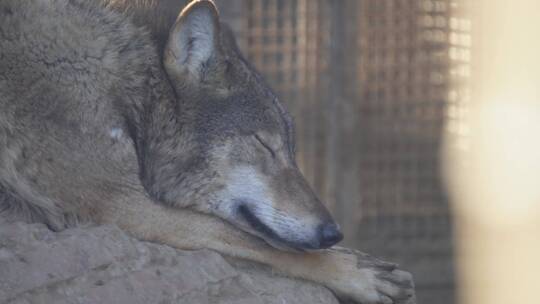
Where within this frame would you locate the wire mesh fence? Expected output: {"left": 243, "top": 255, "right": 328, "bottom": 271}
{"left": 214, "top": 1, "right": 471, "bottom": 303}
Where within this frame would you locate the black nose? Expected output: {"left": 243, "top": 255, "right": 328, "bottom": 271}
{"left": 318, "top": 223, "right": 344, "bottom": 248}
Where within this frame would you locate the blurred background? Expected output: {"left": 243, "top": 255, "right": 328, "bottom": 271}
{"left": 173, "top": 1, "right": 539, "bottom": 304}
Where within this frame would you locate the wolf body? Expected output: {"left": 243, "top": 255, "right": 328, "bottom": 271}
{"left": 0, "top": 0, "right": 414, "bottom": 303}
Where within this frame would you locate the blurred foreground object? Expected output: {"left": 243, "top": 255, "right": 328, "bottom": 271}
{"left": 444, "top": 0, "right": 540, "bottom": 303}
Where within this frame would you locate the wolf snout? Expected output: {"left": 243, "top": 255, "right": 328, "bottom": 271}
{"left": 317, "top": 223, "right": 343, "bottom": 248}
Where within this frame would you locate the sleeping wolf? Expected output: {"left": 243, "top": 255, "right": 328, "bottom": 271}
{"left": 0, "top": 0, "right": 414, "bottom": 302}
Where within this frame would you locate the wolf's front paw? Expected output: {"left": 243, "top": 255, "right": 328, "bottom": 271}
{"left": 330, "top": 247, "right": 416, "bottom": 304}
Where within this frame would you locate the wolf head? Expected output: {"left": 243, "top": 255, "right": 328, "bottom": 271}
{"left": 141, "top": 0, "right": 342, "bottom": 251}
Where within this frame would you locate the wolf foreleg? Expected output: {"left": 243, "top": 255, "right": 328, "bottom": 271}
{"left": 99, "top": 196, "right": 416, "bottom": 304}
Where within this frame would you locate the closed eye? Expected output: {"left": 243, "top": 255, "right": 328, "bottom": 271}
{"left": 254, "top": 134, "right": 276, "bottom": 158}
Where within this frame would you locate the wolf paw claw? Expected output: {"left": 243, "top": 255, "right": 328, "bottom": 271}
{"left": 330, "top": 247, "right": 416, "bottom": 304}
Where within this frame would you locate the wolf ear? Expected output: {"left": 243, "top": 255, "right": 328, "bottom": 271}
{"left": 164, "top": 0, "right": 220, "bottom": 81}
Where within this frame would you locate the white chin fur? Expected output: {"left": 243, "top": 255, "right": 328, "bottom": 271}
{"left": 217, "top": 166, "right": 318, "bottom": 248}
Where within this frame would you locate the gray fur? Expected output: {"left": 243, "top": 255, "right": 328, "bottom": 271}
{"left": 0, "top": 0, "right": 157, "bottom": 230}
{"left": 0, "top": 0, "right": 337, "bottom": 250}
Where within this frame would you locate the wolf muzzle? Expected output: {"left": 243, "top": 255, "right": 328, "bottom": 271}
{"left": 318, "top": 223, "right": 343, "bottom": 248}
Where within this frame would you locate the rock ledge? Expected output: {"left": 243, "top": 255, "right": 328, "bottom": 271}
{"left": 0, "top": 220, "right": 339, "bottom": 304}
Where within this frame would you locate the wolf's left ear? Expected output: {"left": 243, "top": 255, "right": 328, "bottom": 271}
{"left": 164, "top": 0, "right": 220, "bottom": 81}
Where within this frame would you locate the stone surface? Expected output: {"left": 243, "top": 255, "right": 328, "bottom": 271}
{"left": 0, "top": 219, "right": 339, "bottom": 304}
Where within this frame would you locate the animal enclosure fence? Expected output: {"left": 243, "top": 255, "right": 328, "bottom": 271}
{"left": 211, "top": 1, "right": 471, "bottom": 303}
